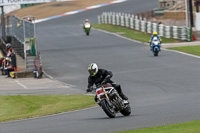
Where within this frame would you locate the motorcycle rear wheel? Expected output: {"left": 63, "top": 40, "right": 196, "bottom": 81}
{"left": 100, "top": 99, "right": 116, "bottom": 118}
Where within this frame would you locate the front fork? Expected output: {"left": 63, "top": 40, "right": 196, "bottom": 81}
{"left": 98, "top": 87, "right": 113, "bottom": 108}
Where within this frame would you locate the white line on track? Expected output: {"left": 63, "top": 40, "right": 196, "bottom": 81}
{"left": 93, "top": 28, "right": 200, "bottom": 59}
{"left": 93, "top": 28, "right": 144, "bottom": 44}
{"left": 163, "top": 48, "right": 200, "bottom": 59}
{"left": 43, "top": 70, "right": 77, "bottom": 88}
{"left": 15, "top": 80, "right": 28, "bottom": 89}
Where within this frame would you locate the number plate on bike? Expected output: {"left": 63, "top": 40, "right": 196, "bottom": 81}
{"left": 96, "top": 88, "right": 104, "bottom": 96}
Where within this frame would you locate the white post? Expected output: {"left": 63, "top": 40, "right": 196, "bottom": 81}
{"left": 23, "top": 20, "right": 27, "bottom": 70}
{"left": 98, "top": 15, "right": 101, "bottom": 24}
{"left": 185, "top": 0, "right": 189, "bottom": 27}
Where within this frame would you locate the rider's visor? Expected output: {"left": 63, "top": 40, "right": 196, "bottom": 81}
{"left": 88, "top": 69, "right": 95, "bottom": 75}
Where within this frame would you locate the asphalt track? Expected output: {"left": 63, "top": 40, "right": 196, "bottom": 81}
{"left": 1, "top": 0, "right": 200, "bottom": 133}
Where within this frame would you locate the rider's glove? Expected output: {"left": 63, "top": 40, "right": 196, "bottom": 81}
{"left": 86, "top": 87, "right": 93, "bottom": 92}
{"left": 101, "top": 80, "right": 106, "bottom": 85}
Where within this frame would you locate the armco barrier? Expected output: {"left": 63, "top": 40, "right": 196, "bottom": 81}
{"left": 98, "top": 12, "right": 192, "bottom": 41}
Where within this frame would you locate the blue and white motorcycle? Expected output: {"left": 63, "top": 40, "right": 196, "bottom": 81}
{"left": 150, "top": 37, "right": 161, "bottom": 56}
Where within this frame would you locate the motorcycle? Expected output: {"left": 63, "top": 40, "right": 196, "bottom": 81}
{"left": 0, "top": 57, "right": 10, "bottom": 75}
{"left": 92, "top": 83, "right": 131, "bottom": 118}
{"left": 83, "top": 23, "right": 91, "bottom": 36}
{"left": 0, "top": 58, "right": 4, "bottom": 75}
{"left": 150, "top": 37, "right": 161, "bottom": 56}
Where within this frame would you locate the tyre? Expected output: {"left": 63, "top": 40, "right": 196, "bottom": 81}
{"left": 86, "top": 32, "right": 89, "bottom": 36}
{"left": 120, "top": 104, "right": 131, "bottom": 116}
{"left": 100, "top": 99, "right": 116, "bottom": 118}
{"left": 154, "top": 49, "right": 158, "bottom": 56}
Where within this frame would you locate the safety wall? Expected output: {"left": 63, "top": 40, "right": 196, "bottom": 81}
{"left": 98, "top": 12, "right": 192, "bottom": 41}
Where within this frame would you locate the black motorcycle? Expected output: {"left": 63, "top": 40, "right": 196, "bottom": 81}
{"left": 90, "top": 83, "right": 131, "bottom": 118}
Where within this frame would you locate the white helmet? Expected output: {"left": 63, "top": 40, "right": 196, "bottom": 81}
{"left": 6, "top": 43, "right": 11, "bottom": 48}
{"left": 88, "top": 63, "right": 98, "bottom": 76}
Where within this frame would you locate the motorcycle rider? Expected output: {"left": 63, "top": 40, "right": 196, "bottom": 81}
{"left": 149, "top": 32, "right": 162, "bottom": 51}
{"left": 83, "top": 19, "right": 91, "bottom": 28}
{"left": 1, "top": 43, "right": 12, "bottom": 69}
{"left": 87, "top": 63, "right": 128, "bottom": 102}
{"left": 6, "top": 43, "right": 12, "bottom": 57}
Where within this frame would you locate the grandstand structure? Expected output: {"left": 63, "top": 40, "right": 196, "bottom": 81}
{"left": 159, "top": 0, "right": 185, "bottom": 10}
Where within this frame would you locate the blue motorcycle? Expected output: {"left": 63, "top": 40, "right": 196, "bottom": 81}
{"left": 150, "top": 37, "right": 161, "bottom": 56}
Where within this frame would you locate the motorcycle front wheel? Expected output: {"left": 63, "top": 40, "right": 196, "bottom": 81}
{"left": 100, "top": 99, "right": 116, "bottom": 118}
{"left": 120, "top": 104, "right": 131, "bottom": 116}
{"left": 154, "top": 50, "right": 158, "bottom": 56}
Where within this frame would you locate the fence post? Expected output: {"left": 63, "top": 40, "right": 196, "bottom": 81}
{"left": 120, "top": 16, "right": 124, "bottom": 26}
{"left": 108, "top": 14, "right": 111, "bottom": 24}
{"left": 172, "top": 26, "right": 178, "bottom": 39}
{"left": 116, "top": 15, "right": 119, "bottom": 25}
{"left": 98, "top": 15, "right": 101, "bottom": 24}
{"left": 165, "top": 26, "right": 171, "bottom": 38}
{"left": 125, "top": 16, "right": 129, "bottom": 27}
{"left": 23, "top": 20, "right": 27, "bottom": 69}
{"left": 130, "top": 18, "right": 133, "bottom": 29}
{"left": 159, "top": 24, "right": 164, "bottom": 36}
{"left": 112, "top": 14, "right": 115, "bottom": 25}
{"left": 147, "top": 22, "right": 151, "bottom": 34}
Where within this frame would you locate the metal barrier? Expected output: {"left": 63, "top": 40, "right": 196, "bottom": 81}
{"left": 5, "top": 15, "right": 37, "bottom": 70}
{"left": 98, "top": 12, "right": 192, "bottom": 41}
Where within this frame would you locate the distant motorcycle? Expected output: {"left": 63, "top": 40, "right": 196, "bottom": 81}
{"left": 83, "top": 23, "right": 91, "bottom": 36}
{"left": 0, "top": 57, "right": 9, "bottom": 75}
{"left": 90, "top": 83, "right": 131, "bottom": 118}
{"left": 0, "top": 57, "right": 5, "bottom": 75}
{"left": 150, "top": 37, "right": 161, "bottom": 56}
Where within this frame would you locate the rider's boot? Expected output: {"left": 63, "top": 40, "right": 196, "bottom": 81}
{"left": 112, "top": 84, "right": 128, "bottom": 100}
{"left": 119, "top": 92, "right": 128, "bottom": 100}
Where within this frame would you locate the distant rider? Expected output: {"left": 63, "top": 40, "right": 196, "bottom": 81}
{"left": 6, "top": 43, "right": 12, "bottom": 57}
{"left": 87, "top": 63, "right": 128, "bottom": 102}
{"left": 149, "top": 32, "right": 162, "bottom": 51}
{"left": 83, "top": 19, "right": 91, "bottom": 28}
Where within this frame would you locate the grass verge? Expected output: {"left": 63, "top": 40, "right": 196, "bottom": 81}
{"left": 168, "top": 45, "right": 200, "bottom": 56}
{"left": 116, "top": 120, "right": 200, "bottom": 133}
{"left": 0, "top": 95, "right": 96, "bottom": 122}
{"left": 92, "top": 24, "right": 182, "bottom": 43}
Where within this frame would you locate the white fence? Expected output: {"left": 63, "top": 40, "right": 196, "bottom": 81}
{"left": 98, "top": 12, "right": 192, "bottom": 41}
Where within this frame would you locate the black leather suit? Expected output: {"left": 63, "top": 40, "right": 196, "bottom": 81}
{"left": 87, "top": 69, "right": 126, "bottom": 101}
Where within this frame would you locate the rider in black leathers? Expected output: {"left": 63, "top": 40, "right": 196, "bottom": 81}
{"left": 87, "top": 63, "right": 128, "bottom": 102}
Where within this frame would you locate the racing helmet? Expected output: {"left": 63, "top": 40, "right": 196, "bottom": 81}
{"left": 85, "top": 19, "right": 89, "bottom": 22}
{"left": 153, "top": 32, "right": 158, "bottom": 36}
{"left": 6, "top": 43, "right": 11, "bottom": 48}
{"left": 88, "top": 63, "right": 98, "bottom": 76}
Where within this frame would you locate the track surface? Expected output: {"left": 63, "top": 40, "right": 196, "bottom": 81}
{"left": 1, "top": 0, "right": 200, "bottom": 133}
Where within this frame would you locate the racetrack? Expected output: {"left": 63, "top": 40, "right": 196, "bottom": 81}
{"left": 1, "top": 0, "right": 200, "bottom": 133}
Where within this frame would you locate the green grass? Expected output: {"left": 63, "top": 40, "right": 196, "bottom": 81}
{"left": 93, "top": 24, "right": 182, "bottom": 43}
{"left": 116, "top": 120, "right": 200, "bottom": 133}
{"left": 0, "top": 95, "right": 96, "bottom": 122}
{"left": 168, "top": 45, "right": 200, "bottom": 56}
